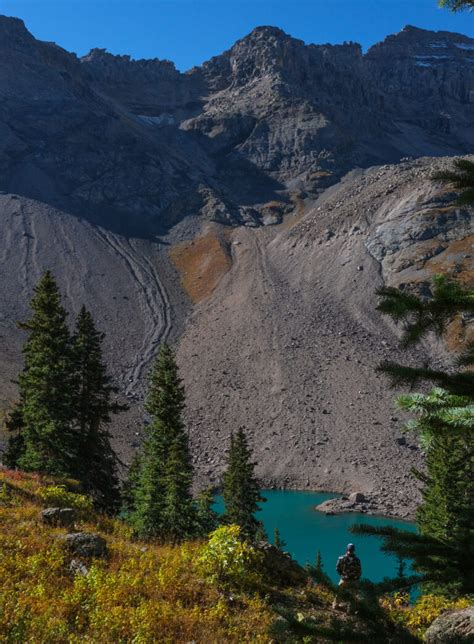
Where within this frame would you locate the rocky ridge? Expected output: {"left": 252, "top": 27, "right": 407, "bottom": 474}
{"left": 1, "top": 17, "right": 474, "bottom": 228}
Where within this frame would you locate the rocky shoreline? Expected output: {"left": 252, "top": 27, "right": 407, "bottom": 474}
{"left": 315, "top": 492, "right": 416, "bottom": 522}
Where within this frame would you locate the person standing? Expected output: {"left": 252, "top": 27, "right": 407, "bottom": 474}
{"left": 333, "top": 543, "right": 362, "bottom": 610}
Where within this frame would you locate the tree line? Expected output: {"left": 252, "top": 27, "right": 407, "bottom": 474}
{"left": 3, "top": 272, "right": 264, "bottom": 541}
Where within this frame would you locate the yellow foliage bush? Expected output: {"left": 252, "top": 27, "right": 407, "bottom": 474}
{"left": 198, "top": 524, "right": 264, "bottom": 590}
{"left": 37, "top": 484, "right": 93, "bottom": 514}
{"left": 380, "top": 591, "right": 472, "bottom": 637}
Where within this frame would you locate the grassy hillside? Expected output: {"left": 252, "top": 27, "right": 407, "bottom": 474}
{"left": 0, "top": 468, "right": 467, "bottom": 643}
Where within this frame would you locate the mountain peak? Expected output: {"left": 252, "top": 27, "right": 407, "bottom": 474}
{"left": 0, "top": 14, "right": 33, "bottom": 46}
{"left": 247, "top": 25, "right": 290, "bottom": 38}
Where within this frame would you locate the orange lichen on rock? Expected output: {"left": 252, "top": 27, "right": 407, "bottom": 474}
{"left": 170, "top": 233, "right": 232, "bottom": 302}
{"left": 423, "top": 234, "right": 474, "bottom": 354}
{"left": 424, "top": 235, "right": 474, "bottom": 287}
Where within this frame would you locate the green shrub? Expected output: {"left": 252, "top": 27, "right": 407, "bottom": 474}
{"left": 198, "top": 524, "right": 263, "bottom": 590}
{"left": 37, "top": 485, "right": 93, "bottom": 515}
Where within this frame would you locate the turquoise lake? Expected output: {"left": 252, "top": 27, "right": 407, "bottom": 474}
{"left": 215, "top": 490, "right": 416, "bottom": 584}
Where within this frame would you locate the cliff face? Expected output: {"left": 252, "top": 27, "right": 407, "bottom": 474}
{"left": 0, "top": 16, "right": 211, "bottom": 232}
{"left": 0, "top": 17, "right": 473, "bottom": 229}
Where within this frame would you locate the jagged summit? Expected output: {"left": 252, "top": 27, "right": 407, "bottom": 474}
{"left": 244, "top": 25, "right": 290, "bottom": 38}
{"left": 81, "top": 47, "right": 178, "bottom": 69}
{"left": 0, "top": 13, "right": 472, "bottom": 225}
{"left": 0, "top": 11, "right": 473, "bottom": 217}
{"left": 368, "top": 22, "right": 474, "bottom": 53}
{"left": 0, "top": 14, "right": 27, "bottom": 30}
{"left": 399, "top": 22, "right": 474, "bottom": 38}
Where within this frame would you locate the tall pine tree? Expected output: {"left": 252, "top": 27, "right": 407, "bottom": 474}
{"left": 161, "top": 437, "right": 197, "bottom": 542}
{"left": 130, "top": 343, "right": 196, "bottom": 541}
{"left": 222, "top": 428, "right": 265, "bottom": 540}
{"left": 353, "top": 276, "right": 474, "bottom": 596}
{"left": 5, "top": 272, "right": 76, "bottom": 475}
{"left": 195, "top": 487, "right": 219, "bottom": 537}
{"left": 71, "top": 306, "right": 124, "bottom": 512}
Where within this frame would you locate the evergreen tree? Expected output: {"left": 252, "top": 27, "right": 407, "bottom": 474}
{"left": 274, "top": 527, "right": 286, "bottom": 550}
{"left": 222, "top": 428, "right": 265, "bottom": 540}
{"left": 130, "top": 343, "right": 196, "bottom": 541}
{"left": 439, "top": 0, "right": 474, "bottom": 11}
{"left": 306, "top": 549, "right": 332, "bottom": 586}
{"left": 121, "top": 451, "right": 142, "bottom": 515}
{"left": 161, "top": 437, "right": 197, "bottom": 543}
{"left": 195, "top": 487, "right": 219, "bottom": 536}
{"left": 396, "top": 555, "right": 406, "bottom": 581}
{"left": 5, "top": 272, "right": 76, "bottom": 475}
{"left": 376, "top": 276, "right": 474, "bottom": 396}
{"left": 3, "top": 406, "right": 25, "bottom": 468}
{"left": 434, "top": 158, "right": 474, "bottom": 204}
{"left": 353, "top": 276, "right": 474, "bottom": 596}
{"left": 71, "top": 306, "right": 124, "bottom": 512}
{"left": 315, "top": 550, "right": 323, "bottom": 573}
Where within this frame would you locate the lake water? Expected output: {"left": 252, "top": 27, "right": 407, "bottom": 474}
{"left": 215, "top": 489, "right": 416, "bottom": 584}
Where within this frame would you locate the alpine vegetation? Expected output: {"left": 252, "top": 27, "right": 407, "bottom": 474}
{"left": 222, "top": 427, "right": 266, "bottom": 540}
{"left": 128, "top": 343, "right": 197, "bottom": 542}
{"left": 4, "top": 272, "right": 123, "bottom": 512}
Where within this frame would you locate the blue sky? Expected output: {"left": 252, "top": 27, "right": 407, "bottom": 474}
{"left": 1, "top": 0, "right": 473, "bottom": 71}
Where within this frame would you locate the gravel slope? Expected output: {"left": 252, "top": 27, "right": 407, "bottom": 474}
{"left": 176, "top": 158, "right": 473, "bottom": 519}
{"left": 1, "top": 157, "right": 472, "bottom": 519}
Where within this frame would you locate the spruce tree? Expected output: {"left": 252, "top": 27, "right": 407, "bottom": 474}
{"left": 130, "top": 343, "right": 196, "bottom": 541}
{"left": 71, "top": 306, "right": 123, "bottom": 512}
{"left": 353, "top": 276, "right": 474, "bottom": 596}
{"left": 161, "top": 437, "right": 197, "bottom": 542}
{"left": 376, "top": 275, "right": 474, "bottom": 396}
{"left": 3, "top": 406, "right": 25, "bottom": 468}
{"left": 222, "top": 428, "right": 265, "bottom": 540}
{"left": 121, "top": 451, "right": 142, "bottom": 515}
{"left": 315, "top": 550, "right": 323, "bottom": 573}
{"left": 274, "top": 527, "right": 286, "bottom": 550}
{"left": 434, "top": 158, "right": 474, "bottom": 204}
{"left": 196, "top": 487, "right": 219, "bottom": 536}
{"left": 5, "top": 272, "right": 76, "bottom": 475}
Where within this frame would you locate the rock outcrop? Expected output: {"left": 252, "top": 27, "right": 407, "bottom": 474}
{"left": 0, "top": 17, "right": 473, "bottom": 228}
{"left": 424, "top": 607, "right": 474, "bottom": 643}
{"left": 61, "top": 532, "right": 108, "bottom": 558}
{"left": 40, "top": 507, "right": 76, "bottom": 528}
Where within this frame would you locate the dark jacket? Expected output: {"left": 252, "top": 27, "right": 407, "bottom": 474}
{"left": 336, "top": 553, "right": 362, "bottom": 581}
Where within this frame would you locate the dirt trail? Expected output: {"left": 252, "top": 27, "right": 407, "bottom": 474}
{"left": 0, "top": 196, "right": 188, "bottom": 457}
{"left": 92, "top": 228, "right": 172, "bottom": 391}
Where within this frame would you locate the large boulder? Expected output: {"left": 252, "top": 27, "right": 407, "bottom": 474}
{"left": 424, "top": 607, "right": 473, "bottom": 643}
{"left": 257, "top": 540, "right": 307, "bottom": 586}
{"left": 40, "top": 507, "right": 76, "bottom": 528}
{"left": 61, "top": 532, "right": 108, "bottom": 558}
{"left": 349, "top": 492, "right": 366, "bottom": 503}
